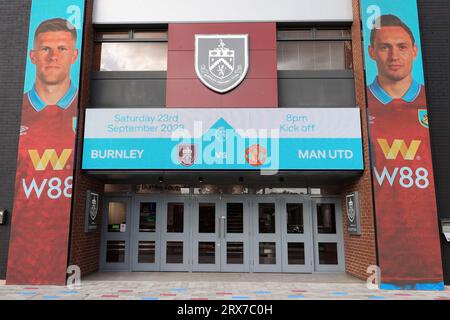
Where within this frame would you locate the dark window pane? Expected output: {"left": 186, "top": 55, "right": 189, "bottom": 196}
{"left": 166, "top": 242, "right": 183, "bottom": 264}
{"left": 259, "top": 242, "right": 276, "bottom": 265}
{"left": 227, "top": 203, "right": 243, "bottom": 233}
{"left": 167, "top": 203, "right": 184, "bottom": 233}
{"left": 227, "top": 242, "right": 244, "bottom": 264}
{"left": 199, "top": 203, "right": 216, "bottom": 233}
{"left": 287, "top": 203, "right": 304, "bottom": 234}
{"left": 106, "top": 241, "right": 125, "bottom": 263}
{"left": 319, "top": 243, "right": 338, "bottom": 265}
{"left": 133, "top": 30, "right": 168, "bottom": 40}
{"left": 138, "top": 241, "right": 155, "bottom": 263}
{"left": 199, "top": 242, "right": 215, "bottom": 264}
{"left": 277, "top": 41, "right": 352, "bottom": 71}
{"left": 96, "top": 31, "right": 130, "bottom": 40}
{"left": 315, "top": 29, "right": 351, "bottom": 39}
{"left": 108, "top": 202, "right": 127, "bottom": 233}
{"left": 288, "top": 243, "right": 305, "bottom": 265}
{"left": 317, "top": 204, "right": 336, "bottom": 234}
{"left": 277, "top": 29, "right": 313, "bottom": 40}
{"left": 100, "top": 43, "right": 168, "bottom": 71}
{"left": 259, "top": 203, "right": 276, "bottom": 234}
{"left": 140, "top": 202, "right": 156, "bottom": 232}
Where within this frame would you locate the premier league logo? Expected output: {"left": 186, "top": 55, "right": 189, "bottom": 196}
{"left": 195, "top": 35, "right": 249, "bottom": 93}
{"left": 178, "top": 144, "right": 197, "bottom": 167}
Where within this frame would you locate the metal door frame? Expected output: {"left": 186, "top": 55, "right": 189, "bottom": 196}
{"left": 130, "top": 195, "right": 162, "bottom": 271}
{"left": 192, "top": 196, "right": 222, "bottom": 272}
{"left": 100, "top": 193, "right": 347, "bottom": 274}
{"left": 279, "top": 195, "right": 314, "bottom": 273}
{"left": 100, "top": 196, "right": 132, "bottom": 271}
{"left": 220, "top": 195, "right": 251, "bottom": 272}
{"left": 311, "top": 197, "right": 345, "bottom": 272}
{"left": 160, "top": 195, "right": 192, "bottom": 271}
{"left": 251, "top": 196, "right": 283, "bottom": 272}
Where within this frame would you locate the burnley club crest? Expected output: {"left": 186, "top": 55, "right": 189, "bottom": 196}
{"left": 195, "top": 35, "right": 249, "bottom": 93}
{"left": 178, "top": 144, "right": 197, "bottom": 167}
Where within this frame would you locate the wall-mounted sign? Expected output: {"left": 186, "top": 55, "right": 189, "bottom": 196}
{"left": 195, "top": 35, "right": 249, "bottom": 93}
{"left": 85, "top": 191, "right": 99, "bottom": 232}
{"left": 361, "top": 0, "right": 443, "bottom": 290}
{"left": 82, "top": 108, "right": 364, "bottom": 171}
{"left": 346, "top": 192, "right": 361, "bottom": 235}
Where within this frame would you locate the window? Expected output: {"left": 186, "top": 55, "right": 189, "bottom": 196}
{"left": 277, "top": 28, "right": 353, "bottom": 71}
{"left": 94, "top": 29, "right": 168, "bottom": 71}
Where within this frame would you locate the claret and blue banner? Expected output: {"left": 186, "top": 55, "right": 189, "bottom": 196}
{"left": 7, "top": 0, "right": 85, "bottom": 285}
{"left": 361, "top": 0, "right": 444, "bottom": 290}
{"left": 82, "top": 108, "right": 364, "bottom": 171}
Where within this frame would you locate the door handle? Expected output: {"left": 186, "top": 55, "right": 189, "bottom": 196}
{"left": 219, "top": 216, "right": 226, "bottom": 239}
{"left": 222, "top": 217, "right": 227, "bottom": 240}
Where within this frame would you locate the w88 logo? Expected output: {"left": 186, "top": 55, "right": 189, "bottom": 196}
{"left": 22, "top": 176, "right": 73, "bottom": 199}
{"left": 374, "top": 167, "right": 429, "bottom": 189}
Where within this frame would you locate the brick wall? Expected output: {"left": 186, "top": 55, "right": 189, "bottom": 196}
{"left": 339, "top": 0, "right": 378, "bottom": 281}
{"left": 68, "top": 0, "right": 105, "bottom": 277}
{"left": 417, "top": 0, "right": 450, "bottom": 284}
{"left": 0, "top": 1, "right": 31, "bottom": 280}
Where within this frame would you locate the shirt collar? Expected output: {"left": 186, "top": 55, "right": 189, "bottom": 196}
{"left": 27, "top": 82, "right": 78, "bottom": 112}
{"left": 369, "top": 77, "right": 421, "bottom": 105}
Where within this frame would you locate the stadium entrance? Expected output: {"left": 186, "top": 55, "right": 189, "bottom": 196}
{"left": 99, "top": 187, "right": 345, "bottom": 274}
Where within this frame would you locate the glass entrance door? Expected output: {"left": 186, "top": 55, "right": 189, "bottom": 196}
{"left": 100, "top": 197, "right": 131, "bottom": 271}
{"left": 280, "top": 196, "right": 314, "bottom": 273}
{"left": 160, "top": 196, "right": 191, "bottom": 271}
{"left": 192, "top": 197, "right": 221, "bottom": 271}
{"left": 220, "top": 197, "right": 250, "bottom": 272}
{"left": 252, "top": 197, "right": 282, "bottom": 272}
{"left": 312, "top": 198, "right": 345, "bottom": 272}
{"left": 131, "top": 196, "right": 161, "bottom": 271}
{"left": 192, "top": 196, "right": 250, "bottom": 272}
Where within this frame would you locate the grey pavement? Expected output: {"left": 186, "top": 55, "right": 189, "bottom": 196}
{"left": 0, "top": 273, "right": 449, "bottom": 300}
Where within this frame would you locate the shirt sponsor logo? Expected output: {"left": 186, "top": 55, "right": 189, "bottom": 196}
{"left": 377, "top": 139, "right": 421, "bottom": 161}
{"left": 28, "top": 149, "right": 72, "bottom": 171}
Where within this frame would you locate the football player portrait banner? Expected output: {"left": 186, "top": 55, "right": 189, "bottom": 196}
{"left": 360, "top": 0, "right": 444, "bottom": 290}
{"left": 7, "top": 0, "right": 85, "bottom": 285}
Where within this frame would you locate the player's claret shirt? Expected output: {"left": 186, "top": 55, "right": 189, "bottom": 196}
{"left": 17, "top": 82, "right": 78, "bottom": 189}
{"left": 8, "top": 83, "right": 79, "bottom": 284}
{"left": 14, "top": 84, "right": 78, "bottom": 238}
{"left": 367, "top": 77, "right": 442, "bottom": 284}
{"left": 8, "top": 84, "right": 78, "bottom": 283}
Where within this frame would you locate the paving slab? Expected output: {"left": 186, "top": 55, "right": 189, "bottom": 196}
{"left": 0, "top": 273, "right": 448, "bottom": 300}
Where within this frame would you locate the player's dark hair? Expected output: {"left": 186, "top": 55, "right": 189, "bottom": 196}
{"left": 370, "top": 14, "right": 415, "bottom": 46}
{"left": 34, "top": 18, "right": 77, "bottom": 43}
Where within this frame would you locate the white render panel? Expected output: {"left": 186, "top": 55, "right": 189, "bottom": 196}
{"left": 93, "top": 0, "right": 353, "bottom": 24}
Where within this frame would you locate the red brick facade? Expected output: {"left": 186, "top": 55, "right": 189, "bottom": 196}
{"left": 339, "top": 0, "right": 378, "bottom": 281}
{"left": 68, "top": 0, "right": 379, "bottom": 280}
{"left": 69, "top": 0, "right": 105, "bottom": 277}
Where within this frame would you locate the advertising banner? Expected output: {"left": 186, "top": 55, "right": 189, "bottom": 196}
{"left": 7, "top": 0, "right": 85, "bottom": 285}
{"left": 360, "top": 0, "right": 444, "bottom": 289}
{"left": 82, "top": 108, "right": 364, "bottom": 171}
